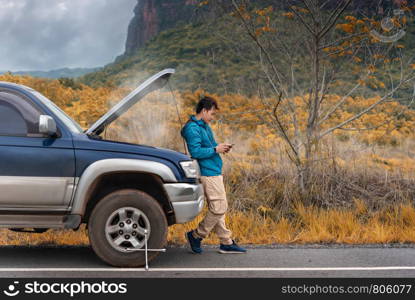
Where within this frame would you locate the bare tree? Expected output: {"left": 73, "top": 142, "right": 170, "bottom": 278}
{"left": 207, "top": 0, "right": 415, "bottom": 196}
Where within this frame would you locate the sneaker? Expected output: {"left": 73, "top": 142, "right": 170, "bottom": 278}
{"left": 219, "top": 240, "right": 247, "bottom": 254}
{"left": 185, "top": 230, "right": 203, "bottom": 254}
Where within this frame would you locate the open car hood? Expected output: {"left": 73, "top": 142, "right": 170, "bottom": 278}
{"left": 85, "top": 68, "right": 175, "bottom": 136}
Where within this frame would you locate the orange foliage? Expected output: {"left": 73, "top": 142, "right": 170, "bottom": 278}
{"left": 0, "top": 73, "right": 129, "bottom": 129}
{"left": 2, "top": 73, "right": 413, "bottom": 148}
{"left": 336, "top": 23, "right": 354, "bottom": 33}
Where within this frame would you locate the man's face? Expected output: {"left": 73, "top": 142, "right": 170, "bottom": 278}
{"left": 202, "top": 107, "right": 216, "bottom": 124}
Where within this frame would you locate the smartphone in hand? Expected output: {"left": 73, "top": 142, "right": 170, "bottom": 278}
{"left": 224, "top": 143, "right": 235, "bottom": 153}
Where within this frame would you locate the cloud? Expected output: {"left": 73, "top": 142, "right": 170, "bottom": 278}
{"left": 0, "top": 0, "right": 137, "bottom": 71}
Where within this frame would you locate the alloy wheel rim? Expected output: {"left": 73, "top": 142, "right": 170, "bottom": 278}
{"left": 105, "top": 206, "right": 151, "bottom": 253}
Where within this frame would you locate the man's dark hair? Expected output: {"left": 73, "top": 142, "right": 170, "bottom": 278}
{"left": 196, "top": 96, "right": 219, "bottom": 114}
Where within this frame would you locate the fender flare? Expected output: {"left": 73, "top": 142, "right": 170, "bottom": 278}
{"left": 71, "top": 158, "right": 177, "bottom": 215}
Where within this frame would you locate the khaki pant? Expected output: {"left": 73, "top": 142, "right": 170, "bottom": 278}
{"left": 193, "top": 175, "right": 233, "bottom": 245}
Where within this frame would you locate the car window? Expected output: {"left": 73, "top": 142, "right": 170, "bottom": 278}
{"left": 0, "top": 91, "right": 42, "bottom": 137}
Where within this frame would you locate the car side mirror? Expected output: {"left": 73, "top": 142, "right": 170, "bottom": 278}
{"left": 39, "top": 115, "right": 57, "bottom": 137}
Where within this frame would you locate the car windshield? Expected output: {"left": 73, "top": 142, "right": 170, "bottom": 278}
{"left": 32, "top": 91, "right": 83, "bottom": 134}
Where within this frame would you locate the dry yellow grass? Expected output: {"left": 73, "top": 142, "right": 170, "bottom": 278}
{"left": 0, "top": 75, "right": 414, "bottom": 246}
{"left": 0, "top": 225, "right": 89, "bottom": 246}
{"left": 169, "top": 203, "right": 415, "bottom": 245}
{"left": 2, "top": 203, "right": 415, "bottom": 246}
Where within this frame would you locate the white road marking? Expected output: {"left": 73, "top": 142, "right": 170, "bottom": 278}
{"left": 0, "top": 267, "right": 414, "bottom": 272}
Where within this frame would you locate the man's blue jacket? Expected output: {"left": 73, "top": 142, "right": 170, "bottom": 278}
{"left": 181, "top": 115, "right": 223, "bottom": 176}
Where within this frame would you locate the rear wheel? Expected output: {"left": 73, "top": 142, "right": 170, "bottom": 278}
{"left": 88, "top": 189, "right": 167, "bottom": 267}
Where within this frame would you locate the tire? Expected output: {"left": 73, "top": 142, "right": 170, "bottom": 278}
{"left": 88, "top": 189, "right": 168, "bottom": 267}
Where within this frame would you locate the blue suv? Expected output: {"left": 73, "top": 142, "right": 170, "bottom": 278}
{"left": 0, "top": 69, "right": 204, "bottom": 267}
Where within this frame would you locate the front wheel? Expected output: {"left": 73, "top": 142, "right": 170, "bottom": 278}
{"left": 88, "top": 189, "right": 168, "bottom": 267}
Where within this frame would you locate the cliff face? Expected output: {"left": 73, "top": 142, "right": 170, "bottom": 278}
{"left": 123, "top": 0, "right": 406, "bottom": 56}
{"left": 124, "top": 0, "right": 197, "bottom": 56}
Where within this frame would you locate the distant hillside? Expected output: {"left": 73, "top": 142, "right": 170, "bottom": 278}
{"left": 122, "top": 0, "right": 405, "bottom": 56}
{"left": 79, "top": 1, "right": 415, "bottom": 99}
{"left": 1, "top": 67, "right": 101, "bottom": 79}
{"left": 80, "top": 19, "right": 261, "bottom": 94}
{"left": 80, "top": 19, "right": 415, "bottom": 100}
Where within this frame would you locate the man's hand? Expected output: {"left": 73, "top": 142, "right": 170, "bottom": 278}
{"left": 215, "top": 143, "right": 231, "bottom": 154}
{"left": 224, "top": 143, "right": 234, "bottom": 153}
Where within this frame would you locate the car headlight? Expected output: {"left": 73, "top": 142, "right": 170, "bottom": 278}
{"left": 180, "top": 160, "right": 200, "bottom": 178}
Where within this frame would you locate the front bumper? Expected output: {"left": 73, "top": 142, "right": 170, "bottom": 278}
{"left": 163, "top": 183, "right": 204, "bottom": 224}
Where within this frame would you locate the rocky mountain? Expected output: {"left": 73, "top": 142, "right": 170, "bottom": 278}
{"left": 81, "top": 0, "right": 415, "bottom": 97}
{"left": 123, "top": 0, "right": 409, "bottom": 56}
{"left": 124, "top": 0, "right": 198, "bottom": 56}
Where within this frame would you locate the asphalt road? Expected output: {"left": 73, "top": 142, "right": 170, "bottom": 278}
{"left": 0, "top": 245, "right": 414, "bottom": 278}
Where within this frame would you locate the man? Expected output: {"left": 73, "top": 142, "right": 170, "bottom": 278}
{"left": 181, "top": 96, "right": 247, "bottom": 254}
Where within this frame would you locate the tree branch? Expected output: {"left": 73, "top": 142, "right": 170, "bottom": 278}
{"left": 289, "top": 4, "right": 316, "bottom": 36}
{"left": 319, "top": 75, "right": 415, "bottom": 139}
{"left": 318, "top": 0, "right": 352, "bottom": 39}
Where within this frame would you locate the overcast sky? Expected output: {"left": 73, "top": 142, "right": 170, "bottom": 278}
{"left": 0, "top": 0, "right": 137, "bottom": 71}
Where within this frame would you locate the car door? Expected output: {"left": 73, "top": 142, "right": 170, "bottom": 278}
{"left": 0, "top": 89, "right": 76, "bottom": 211}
